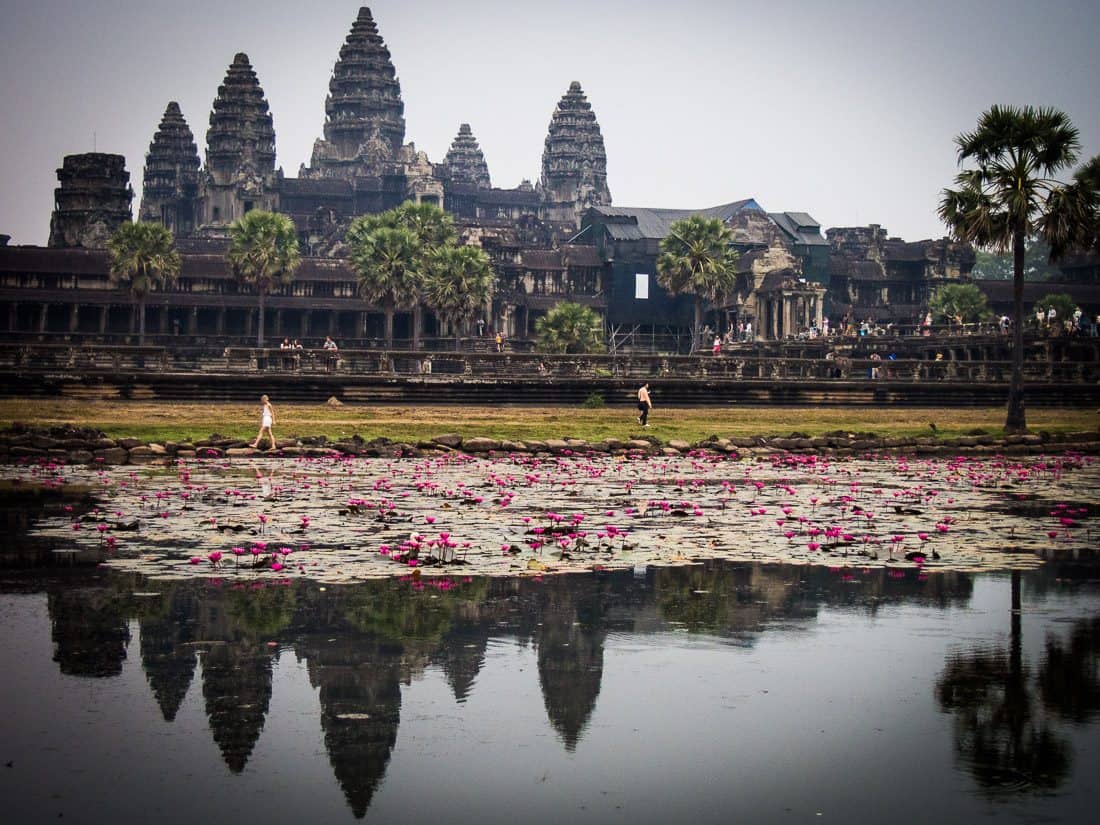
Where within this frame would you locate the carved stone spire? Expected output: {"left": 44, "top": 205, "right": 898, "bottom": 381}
{"left": 443, "top": 123, "right": 491, "bottom": 188}
{"left": 308, "top": 7, "right": 406, "bottom": 178}
{"left": 202, "top": 53, "right": 277, "bottom": 225}
{"left": 204, "top": 53, "right": 276, "bottom": 186}
{"left": 540, "top": 81, "right": 611, "bottom": 224}
{"left": 140, "top": 102, "right": 201, "bottom": 233}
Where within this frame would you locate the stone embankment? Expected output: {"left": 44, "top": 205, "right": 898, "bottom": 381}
{"left": 2, "top": 424, "right": 1099, "bottom": 464}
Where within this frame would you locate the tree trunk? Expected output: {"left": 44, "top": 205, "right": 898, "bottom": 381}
{"left": 1005, "top": 229, "right": 1027, "bottom": 433}
{"left": 412, "top": 303, "right": 422, "bottom": 351}
{"left": 137, "top": 296, "right": 146, "bottom": 347}
{"left": 384, "top": 302, "right": 394, "bottom": 349}
{"left": 692, "top": 300, "right": 703, "bottom": 354}
{"left": 257, "top": 289, "right": 266, "bottom": 349}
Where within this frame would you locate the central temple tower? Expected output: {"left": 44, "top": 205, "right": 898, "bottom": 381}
{"left": 307, "top": 7, "right": 407, "bottom": 179}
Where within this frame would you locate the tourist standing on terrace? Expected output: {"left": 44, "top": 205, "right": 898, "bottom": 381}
{"left": 323, "top": 336, "right": 338, "bottom": 372}
{"left": 637, "top": 383, "right": 653, "bottom": 427}
{"left": 252, "top": 395, "right": 275, "bottom": 450}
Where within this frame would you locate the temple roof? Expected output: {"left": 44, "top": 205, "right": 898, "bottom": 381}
{"left": 310, "top": 7, "right": 405, "bottom": 173}
{"left": 480, "top": 187, "right": 540, "bottom": 206}
{"left": 140, "top": 102, "right": 200, "bottom": 216}
{"left": 443, "top": 124, "right": 491, "bottom": 189}
{"left": 769, "top": 212, "right": 828, "bottom": 247}
{"left": 589, "top": 199, "right": 763, "bottom": 241}
{"left": 280, "top": 178, "right": 355, "bottom": 197}
{"left": 205, "top": 53, "right": 276, "bottom": 179}
{"left": 541, "top": 81, "right": 611, "bottom": 206}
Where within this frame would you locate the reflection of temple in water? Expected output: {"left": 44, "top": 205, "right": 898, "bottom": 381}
{"left": 27, "top": 561, "right": 1030, "bottom": 819}
{"left": 193, "top": 586, "right": 282, "bottom": 774}
{"left": 201, "top": 642, "right": 275, "bottom": 773}
{"left": 139, "top": 585, "right": 199, "bottom": 721}
{"left": 434, "top": 623, "right": 490, "bottom": 703}
{"left": 295, "top": 634, "right": 403, "bottom": 818}
{"left": 48, "top": 585, "right": 130, "bottom": 677}
{"left": 531, "top": 577, "right": 609, "bottom": 752}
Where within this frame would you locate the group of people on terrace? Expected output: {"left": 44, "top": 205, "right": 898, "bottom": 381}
{"left": 1033, "top": 305, "right": 1098, "bottom": 337}
{"left": 276, "top": 335, "right": 339, "bottom": 371}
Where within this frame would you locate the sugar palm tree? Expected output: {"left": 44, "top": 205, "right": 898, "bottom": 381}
{"left": 347, "top": 202, "right": 457, "bottom": 349}
{"left": 107, "top": 221, "right": 181, "bottom": 347}
{"left": 422, "top": 244, "right": 494, "bottom": 350}
{"left": 226, "top": 210, "right": 301, "bottom": 348}
{"left": 939, "top": 105, "right": 1099, "bottom": 433}
{"left": 349, "top": 225, "right": 421, "bottom": 348}
{"left": 656, "top": 216, "right": 739, "bottom": 353}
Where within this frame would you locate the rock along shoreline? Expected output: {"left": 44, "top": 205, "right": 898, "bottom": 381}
{"left": 2, "top": 423, "right": 1099, "bottom": 464}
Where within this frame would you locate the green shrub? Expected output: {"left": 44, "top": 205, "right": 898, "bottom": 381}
{"left": 582, "top": 392, "right": 605, "bottom": 409}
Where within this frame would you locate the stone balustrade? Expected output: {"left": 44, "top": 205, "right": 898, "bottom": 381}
{"left": 0, "top": 343, "right": 1097, "bottom": 385}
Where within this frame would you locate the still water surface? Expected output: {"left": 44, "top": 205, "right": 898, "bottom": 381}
{"left": 1, "top": 561, "right": 1098, "bottom": 824}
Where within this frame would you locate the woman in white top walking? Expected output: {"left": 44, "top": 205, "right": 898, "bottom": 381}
{"left": 252, "top": 394, "right": 275, "bottom": 450}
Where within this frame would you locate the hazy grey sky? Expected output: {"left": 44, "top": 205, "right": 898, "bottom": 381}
{"left": 1, "top": 0, "right": 1098, "bottom": 246}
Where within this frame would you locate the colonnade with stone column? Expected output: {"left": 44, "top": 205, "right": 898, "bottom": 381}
{"left": 755, "top": 288, "right": 825, "bottom": 340}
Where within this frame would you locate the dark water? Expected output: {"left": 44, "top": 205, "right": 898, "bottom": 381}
{"left": 1, "top": 562, "right": 1098, "bottom": 825}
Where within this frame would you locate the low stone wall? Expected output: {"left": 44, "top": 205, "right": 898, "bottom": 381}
{"left": 3, "top": 424, "right": 1099, "bottom": 465}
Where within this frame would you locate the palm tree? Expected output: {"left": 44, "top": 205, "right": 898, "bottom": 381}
{"left": 226, "top": 210, "right": 301, "bottom": 349}
{"left": 347, "top": 202, "right": 458, "bottom": 349}
{"left": 349, "top": 226, "right": 421, "bottom": 348}
{"left": 422, "top": 245, "right": 494, "bottom": 350}
{"left": 106, "top": 222, "right": 181, "bottom": 346}
{"left": 655, "top": 216, "right": 739, "bottom": 353}
{"left": 535, "top": 302, "right": 605, "bottom": 354}
{"left": 939, "top": 105, "right": 1099, "bottom": 433}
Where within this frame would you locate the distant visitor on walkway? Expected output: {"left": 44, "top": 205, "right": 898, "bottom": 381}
{"left": 252, "top": 394, "right": 276, "bottom": 450}
{"left": 637, "top": 383, "right": 653, "bottom": 427}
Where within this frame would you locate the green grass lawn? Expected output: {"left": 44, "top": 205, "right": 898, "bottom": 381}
{"left": 1, "top": 399, "right": 1095, "bottom": 444}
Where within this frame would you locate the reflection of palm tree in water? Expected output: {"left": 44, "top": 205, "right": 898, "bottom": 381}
{"left": 936, "top": 572, "right": 1073, "bottom": 794}
{"left": 1039, "top": 615, "right": 1100, "bottom": 724}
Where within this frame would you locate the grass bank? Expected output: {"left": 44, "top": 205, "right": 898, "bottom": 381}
{"left": 0, "top": 399, "right": 1095, "bottom": 444}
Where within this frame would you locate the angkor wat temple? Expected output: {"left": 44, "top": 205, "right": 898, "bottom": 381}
{"left": 1, "top": 6, "right": 1095, "bottom": 348}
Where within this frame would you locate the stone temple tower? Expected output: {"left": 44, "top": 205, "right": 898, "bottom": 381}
{"left": 48, "top": 153, "right": 133, "bottom": 249}
{"left": 201, "top": 53, "right": 278, "bottom": 227}
{"left": 540, "top": 81, "right": 611, "bottom": 226}
{"left": 442, "top": 124, "right": 491, "bottom": 189}
{"left": 308, "top": 7, "right": 406, "bottom": 179}
{"left": 140, "top": 102, "right": 201, "bottom": 235}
